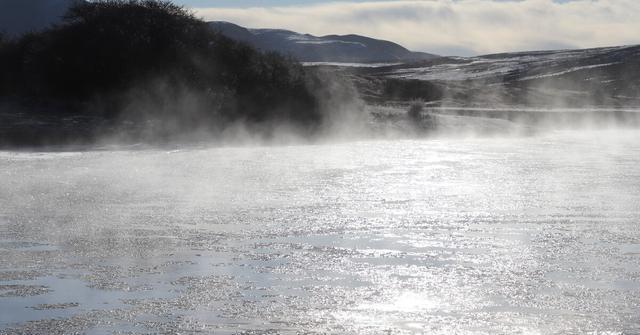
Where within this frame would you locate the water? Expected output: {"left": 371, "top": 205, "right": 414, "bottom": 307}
{"left": 1, "top": 130, "right": 639, "bottom": 334}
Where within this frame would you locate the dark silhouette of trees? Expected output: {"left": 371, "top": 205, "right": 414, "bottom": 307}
{"left": 0, "top": 0, "right": 323, "bottom": 144}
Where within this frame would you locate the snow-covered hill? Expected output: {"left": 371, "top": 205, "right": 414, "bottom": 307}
{"left": 381, "top": 45, "right": 639, "bottom": 82}
{"left": 209, "top": 21, "right": 438, "bottom": 63}
{"left": 366, "top": 45, "right": 640, "bottom": 107}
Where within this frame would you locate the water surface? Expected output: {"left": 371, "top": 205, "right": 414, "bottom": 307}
{"left": 1, "top": 130, "right": 639, "bottom": 334}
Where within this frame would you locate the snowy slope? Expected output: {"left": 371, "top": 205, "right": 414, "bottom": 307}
{"left": 366, "top": 45, "right": 640, "bottom": 107}
{"left": 383, "top": 45, "right": 639, "bottom": 83}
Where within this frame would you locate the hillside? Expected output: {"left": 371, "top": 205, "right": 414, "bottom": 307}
{"left": 364, "top": 45, "right": 640, "bottom": 107}
{"left": 209, "top": 21, "right": 438, "bottom": 64}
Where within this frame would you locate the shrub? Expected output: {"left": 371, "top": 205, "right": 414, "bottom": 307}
{"left": 382, "top": 78, "right": 442, "bottom": 101}
{"left": 407, "top": 100, "right": 424, "bottom": 120}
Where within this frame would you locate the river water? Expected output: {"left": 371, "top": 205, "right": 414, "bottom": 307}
{"left": 1, "top": 130, "right": 639, "bottom": 334}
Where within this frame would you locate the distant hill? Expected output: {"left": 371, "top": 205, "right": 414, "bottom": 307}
{"left": 0, "top": 0, "right": 78, "bottom": 37}
{"left": 209, "top": 21, "right": 438, "bottom": 64}
{"left": 365, "top": 45, "right": 640, "bottom": 107}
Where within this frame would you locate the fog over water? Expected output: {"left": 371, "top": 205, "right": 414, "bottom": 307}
{"left": 1, "top": 129, "right": 640, "bottom": 333}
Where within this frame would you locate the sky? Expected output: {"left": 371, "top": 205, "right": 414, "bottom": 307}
{"left": 172, "top": 0, "right": 640, "bottom": 56}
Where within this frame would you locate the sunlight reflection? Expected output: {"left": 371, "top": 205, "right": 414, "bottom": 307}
{"left": 359, "top": 291, "right": 441, "bottom": 313}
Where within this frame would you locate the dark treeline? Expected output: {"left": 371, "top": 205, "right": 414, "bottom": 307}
{"left": 0, "top": 0, "right": 333, "bottom": 146}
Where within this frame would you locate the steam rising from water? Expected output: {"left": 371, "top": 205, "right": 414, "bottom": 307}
{"left": 1, "top": 34, "right": 639, "bottom": 333}
{"left": 84, "top": 70, "right": 371, "bottom": 147}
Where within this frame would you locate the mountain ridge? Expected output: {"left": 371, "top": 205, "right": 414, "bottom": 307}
{"left": 208, "top": 21, "right": 438, "bottom": 63}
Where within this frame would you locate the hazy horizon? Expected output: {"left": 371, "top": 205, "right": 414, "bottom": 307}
{"left": 177, "top": 0, "right": 640, "bottom": 56}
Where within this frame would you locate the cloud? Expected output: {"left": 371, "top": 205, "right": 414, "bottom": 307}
{"left": 193, "top": 0, "right": 640, "bottom": 56}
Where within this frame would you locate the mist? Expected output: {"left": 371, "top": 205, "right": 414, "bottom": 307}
{"left": 2, "top": 0, "right": 640, "bottom": 334}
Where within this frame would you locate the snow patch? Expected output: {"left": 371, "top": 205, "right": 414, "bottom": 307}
{"left": 518, "top": 63, "right": 620, "bottom": 81}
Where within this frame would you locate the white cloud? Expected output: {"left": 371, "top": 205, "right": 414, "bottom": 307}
{"left": 193, "top": 0, "right": 640, "bottom": 56}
